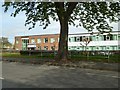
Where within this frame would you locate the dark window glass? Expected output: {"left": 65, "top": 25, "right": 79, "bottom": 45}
{"left": 110, "top": 35, "right": 113, "bottom": 40}
{"left": 69, "top": 38, "right": 71, "bottom": 42}
{"left": 74, "top": 37, "right": 77, "bottom": 42}
{"left": 103, "top": 35, "right": 106, "bottom": 40}
{"left": 80, "top": 36, "right": 82, "bottom": 41}
{"left": 44, "top": 38, "right": 48, "bottom": 43}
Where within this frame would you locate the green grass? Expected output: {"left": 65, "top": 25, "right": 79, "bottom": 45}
{"left": 2, "top": 52, "right": 54, "bottom": 59}
{"left": 70, "top": 54, "right": 119, "bottom": 63}
{"left": 1, "top": 52, "right": 119, "bottom": 63}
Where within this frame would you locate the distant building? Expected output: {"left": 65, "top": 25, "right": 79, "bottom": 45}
{"left": 14, "top": 34, "right": 59, "bottom": 51}
{"left": 14, "top": 31, "right": 120, "bottom": 51}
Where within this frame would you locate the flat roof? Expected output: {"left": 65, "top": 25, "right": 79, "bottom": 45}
{"left": 15, "top": 31, "right": 120, "bottom": 37}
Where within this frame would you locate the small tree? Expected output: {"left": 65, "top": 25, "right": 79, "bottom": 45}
{"left": 80, "top": 36, "right": 91, "bottom": 60}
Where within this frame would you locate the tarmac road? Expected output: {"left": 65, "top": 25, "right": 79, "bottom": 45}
{"left": 2, "top": 61, "right": 119, "bottom": 88}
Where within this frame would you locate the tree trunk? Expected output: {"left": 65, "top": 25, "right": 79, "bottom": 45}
{"left": 54, "top": 2, "right": 78, "bottom": 62}
{"left": 56, "top": 17, "right": 69, "bottom": 61}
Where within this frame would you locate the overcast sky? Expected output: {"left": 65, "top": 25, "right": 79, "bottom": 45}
{"left": 0, "top": 1, "right": 118, "bottom": 44}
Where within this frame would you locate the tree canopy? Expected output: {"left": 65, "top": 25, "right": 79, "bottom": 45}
{"left": 3, "top": 1, "right": 120, "bottom": 32}
{"left": 0, "top": 37, "right": 12, "bottom": 49}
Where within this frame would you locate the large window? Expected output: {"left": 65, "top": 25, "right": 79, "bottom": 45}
{"left": 44, "top": 38, "right": 48, "bottom": 43}
{"left": 22, "top": 39, "right": 29, "bottom": 50}
{"left": 37, "top": 38, "right": 41, "bottom": 43}
{"left": 31, "top": 38, "right": 35, "bottom": 43}
{"left": 50, "top": 38, "right": 55, "bottom": 43}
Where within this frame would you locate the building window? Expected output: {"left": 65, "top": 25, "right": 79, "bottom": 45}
{"left": 69, "top": 37, "right": 75, "bottom": 42}
{"left": 74, "top": 37, "right": 77, "bottom": 42}
{"left": 38, "top": 46, "right": 41, "bottom": 50}
{"left": 50, "top": 38, "right": 55, "bottom": 43}
{"left": 76, "top": 46, "right": 80, "bottom": 50}
{"left": 92, "top": 36, "right": 96, "bottom": 41}
{"left": 103, "top": 34, "right": 113, "bottom": 41}
{"left": 96, "top": 36, "right": 99, "bottom": 41}
{"left": 76, "top": 37, "right": 80, "bottom": 42}
{"left": 44, "top": 46, "right": 48, "bottom": 50}
{"left": 106, "top": 46, "right": 110, "bottom": 50}
{"left": 88, "top": 36, "right": 92, "bottom": 41}
{"left": 113, "top": 34, "right": 117, "bottom": 40}
{"left": 103, "top": 35, "right": 106, "bottom": 41}
{"left": 31, "top": 38, "right": 35, "bottom": 43}
{"left": 82, "top": 36, "right": 86, "bottom": 41}
{"left": 16, "top": 38, "right": 19, "bottom": 44}
{"left": 37, "top": 38, "right": 41, "bottom": 43}
{"left": 109, "top": 34, "right": 113, "bottom": 40}
{"left": 44, "top": 38, "right": 48, "bottom": 43}
{"left": 106, "top": 36, "right": 110, "bottom": 40}
{"left": 74, "top": 36, "right": 83, "bottom": 42}
{"left": 58, "top": 38, "right": 59, "bottom": 42}
{"left": 118, "top": 35, "right": 120, "bottom": 40}
{"left": 118, "top": 46, "right": 120, "bottom": 50}
{"left": 111, "top": 46, "right": 117, "bottom": 50}
{"left": 16, "top": 40, "right": 19, "bottom": 44}
{"left": 101, "top": 46, "right": 106, "bottom": 51}
{"left": 51, "top": 46, "right": 55, "bottom": 50}
{"left": 22, "top": 39, "right": 29, "bottom": 50}
{"left": 69, "top": 38, "right": 71, "bottom": 42}
{"left": 80, "top": 36, "right": 82, "bottom": 41}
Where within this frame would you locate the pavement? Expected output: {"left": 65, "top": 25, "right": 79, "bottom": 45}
{"left": 2, "top": 57, "right": 120, "bottom": 72}
{"left": 1, "top": 61, "right": 120, "bottom": 88}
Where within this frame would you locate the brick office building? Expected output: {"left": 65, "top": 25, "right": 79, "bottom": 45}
{"left": 14, "top": 34, "right": 59, "bottom": 51}
{"left": 14, "top": 31, "right": 120, "bottom": 51}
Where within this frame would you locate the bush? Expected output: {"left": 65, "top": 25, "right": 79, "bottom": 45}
{"left": 20, "top": 50, "right": 57, "bottom": 57}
